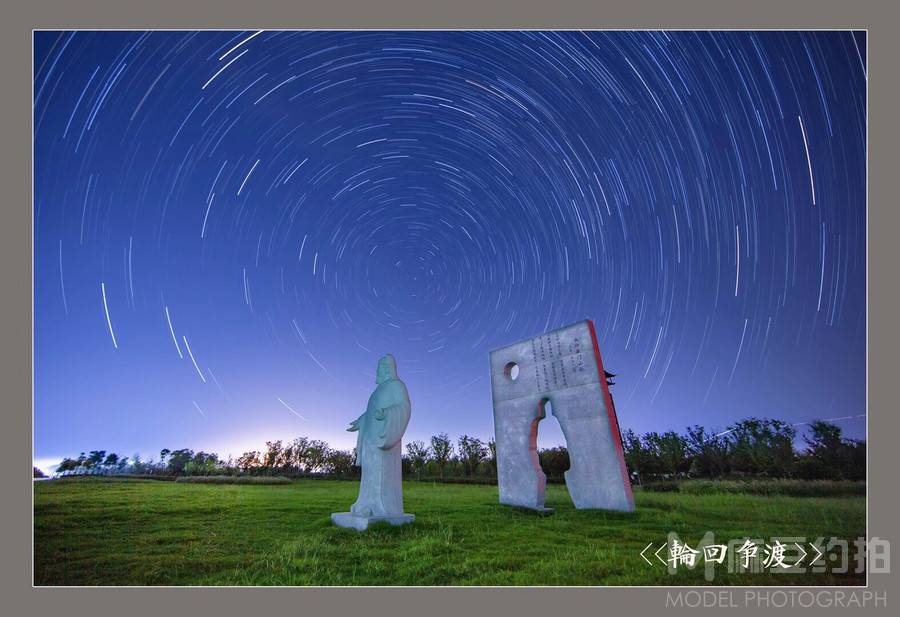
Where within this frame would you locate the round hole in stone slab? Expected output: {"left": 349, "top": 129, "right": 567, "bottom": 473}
{"left": 504, "top": 362, "right": 520, "bottom": 381}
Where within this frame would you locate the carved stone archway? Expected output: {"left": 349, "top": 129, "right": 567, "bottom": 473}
{"left": 489, "top": 320, "right": 634, "bottom": 512}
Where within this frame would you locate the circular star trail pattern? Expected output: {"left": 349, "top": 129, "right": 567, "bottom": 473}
{"left": 34, "top": 31, "right": 866, "bottom": 457}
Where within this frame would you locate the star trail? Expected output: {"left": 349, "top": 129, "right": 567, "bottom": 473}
{"left": 33, "top": 31, "right": 866, "bottom": 462}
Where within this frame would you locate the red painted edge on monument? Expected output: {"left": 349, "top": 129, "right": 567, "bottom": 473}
{"left": 586, "top": 319, "right": 635, "bottom": 508}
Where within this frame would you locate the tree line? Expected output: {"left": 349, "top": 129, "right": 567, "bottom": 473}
{"left": 54, "top": 416, "right": 865, "bottom": 483}
{"left": 621, "top": 418, "right": 864, "bottom": 483}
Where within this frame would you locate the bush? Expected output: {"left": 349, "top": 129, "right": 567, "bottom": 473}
{"left": 642, "top": 480, "right": 681, "bottom": 492}
{"left": 56, "top": 474, "right": 176, "bottom": 482}
{"left": 795, "top": 456, "right": 833, "bottom": 481}
{"left": 175, "top": 475, "right": 292, "bottom": 485}
{"left": 415, "top": 476, "right": 497, "bottom": 485}
{"left": 645, "top": 478, "right": 865, "bottom": 497}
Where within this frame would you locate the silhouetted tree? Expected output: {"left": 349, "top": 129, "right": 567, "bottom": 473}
{"left": 289, "top": 437, "right": 311, "bottom": 472}
{"left": 304, "top": 440, "right": 329, "bottom": 473}
{"left": 264, "top": 440, "right": 284, "bottom": 472}
{"left": 843, "top": 439, "right": 866, "bottom": 482}
{"left": 798, "top": 420, "right": 865, "bottom": 481}
{"left": 405, "top": 440, "right": 430, "bottom": 480}
{"left": 182, "top": 451, "right": 221, "bottom": 475}
{"left": 486, "top": 439, "right": 497, "bottom": 478}
{"left": 324, "top": 449, "right": 354, "bottom": 476}
{"left": 56, "top": 458, "right": 79, "bottom": 473}
{"left": 430, "top": 433, "right": 453, "bottom": 479}
{"left": 727, "top": 418, "right": 795, "bottom": 477}
{"left": 686, "top": 425, "right": 730, "bottom": 478}
{"left": 237, "top": 450, "right": 261, "bottom": 471}
{"left": 87, "top": 450, "right": 106, "bottom": 467}
{"left": 538, "top": 446, "right": 570, "bottom": 480}
{"left": 165, "top": 449, "right": 195, "bottom": 475}
{"left": 458, "top": 435, "right": 487, "bottom": 476}
{"left": 622, "top": 429, "right": 651, "bottom": 484}
{"left": 641, "top": 431, "right": 690, "bottom": 476}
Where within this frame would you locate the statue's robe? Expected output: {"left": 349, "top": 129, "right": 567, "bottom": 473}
{"left": 350, "top": 377, "right": 411, "bottom": 517}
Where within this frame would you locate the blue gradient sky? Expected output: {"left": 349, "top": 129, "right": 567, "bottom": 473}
{"left": 34, "top": 31, "right": 866, "bottom": 471}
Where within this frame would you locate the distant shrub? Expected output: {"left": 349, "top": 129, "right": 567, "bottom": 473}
{"left": 643, "top": 479, "right": 681, "bottom": 492}
{"left": 57, "top": 474, "right": 175, "bottom": 482}
{"left": 645, "top": 478, "right": 865, "bottom": 497}
{"left": 416, "top": 476, "right": 497, "bottom": 485}
{"left": 111, "top": 473, "right": 176, "bottom": 481}
{"left": 175, "top": 475, "right": 291, "bottom": 485}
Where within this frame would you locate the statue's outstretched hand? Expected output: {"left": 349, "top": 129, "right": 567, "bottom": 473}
{"left": 347, "top": 417, "right": 361, "bottom": 432}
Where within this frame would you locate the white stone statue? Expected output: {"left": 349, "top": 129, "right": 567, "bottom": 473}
{"left": 331, "top": 354, "right": 415, "bottom": 530}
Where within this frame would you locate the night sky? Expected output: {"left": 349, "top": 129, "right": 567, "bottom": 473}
{"left": 33, "top": 31, "right": 867, "bottom": 469}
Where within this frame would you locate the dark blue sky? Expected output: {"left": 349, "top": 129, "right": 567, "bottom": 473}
{"left": 34, "top": 31, "right": 866, "bottom": 469}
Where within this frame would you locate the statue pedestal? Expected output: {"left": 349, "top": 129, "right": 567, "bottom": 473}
{"left": 331, "top": 512, "right": 415, "bottom": 531}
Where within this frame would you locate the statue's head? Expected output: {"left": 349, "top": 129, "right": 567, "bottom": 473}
{"left": 376, "top": 354, "right": 398, "bottom": 384}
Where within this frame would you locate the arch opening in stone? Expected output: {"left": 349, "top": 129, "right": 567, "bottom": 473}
{"left": 535, "top": 398, "right": 570, "bottom": 483}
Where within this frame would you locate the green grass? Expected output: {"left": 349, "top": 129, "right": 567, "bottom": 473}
{"left": 34, "top": 478, "right": 865, "bottom": 586}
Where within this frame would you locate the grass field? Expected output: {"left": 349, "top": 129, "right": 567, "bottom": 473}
{"left": 34, "top": 478, "right": 865, "bottom": 586}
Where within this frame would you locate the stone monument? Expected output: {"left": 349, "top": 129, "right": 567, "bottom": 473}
{"left": 489, "top": 320, "right": 635, "bottom": 512}
{"left": 331, "top": 354, "right": 415, "bottom": 530}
